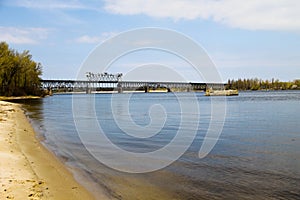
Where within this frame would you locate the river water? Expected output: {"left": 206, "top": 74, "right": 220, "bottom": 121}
{"left": 20, "top": 91, "right": 300, "bottom": 199}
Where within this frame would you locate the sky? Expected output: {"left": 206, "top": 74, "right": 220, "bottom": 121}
{"left": 1, "top": 0, "right": 300, "bottom": 82}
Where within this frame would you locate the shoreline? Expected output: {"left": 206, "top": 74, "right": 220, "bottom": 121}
{"left": 0, "top": 96, "right": 42, "bottom": 101}
{"left": 0, "top": 100, "right": 97, "bottom": 200}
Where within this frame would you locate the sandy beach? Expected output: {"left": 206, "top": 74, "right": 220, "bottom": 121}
{"left": 0, "top": 100, "right": 95, "bottom": 200}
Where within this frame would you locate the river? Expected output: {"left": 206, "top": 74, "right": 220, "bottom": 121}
{"left": 20, "top": 90, "right": 300, "bottom": 199}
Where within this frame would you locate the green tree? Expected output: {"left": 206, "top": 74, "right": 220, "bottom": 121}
{"left": 0, "top": 42, "right": 43, "bottom": 96}
{"left": 225, "top": 78, "right": 298, "bottom": 91}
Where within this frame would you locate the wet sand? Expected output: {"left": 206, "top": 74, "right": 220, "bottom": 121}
{"left": 0, "top": 100, "right": 97, "bottom": 200}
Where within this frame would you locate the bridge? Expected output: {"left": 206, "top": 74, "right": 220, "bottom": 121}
{"left": 41, "top": 72, "right": 225, "bottom": 94}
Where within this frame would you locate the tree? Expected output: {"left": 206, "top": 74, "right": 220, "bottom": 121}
{"left": 225, "top": 78, "right": 298, "bottom": 91}
{"left": 0, "top": 42, "right": 43, "bottom": 96}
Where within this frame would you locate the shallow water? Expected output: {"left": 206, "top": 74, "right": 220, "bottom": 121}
{"left": 20, "top": 91, "right": 300, "bottom": 199}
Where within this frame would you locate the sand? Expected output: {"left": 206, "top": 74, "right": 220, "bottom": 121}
{"left": 0, "top": 100, "right": 96, "bottom": 200}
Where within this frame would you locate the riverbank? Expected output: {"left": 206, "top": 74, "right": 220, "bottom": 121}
{"left": 0, "top": 101, "right": 95, "bottom": 200}
{"left": 0, "top": 96, "right": 42, "bottom": 101}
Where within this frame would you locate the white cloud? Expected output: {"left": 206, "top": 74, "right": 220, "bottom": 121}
{"left": 75, "top": 32, "right": 117, "bottom": 44}
{"left": 4, "top": 0, "right": 101, "bottom": 25}
{"left": 104, "top": 0, "right": 300, "bottom": 31}
{"left": 0, "top": 27, "right": 49, "bottom": 44}
{"left": 75, "top": 35, "right": 102, "bottom": 44}
{"left": 5, "top": 0, "right": 94, "bottom": 10}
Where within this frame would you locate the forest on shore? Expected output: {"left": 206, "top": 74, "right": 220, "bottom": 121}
{"left": 225, "top": 78, "right": 300, "bottom": 90}
{"left": 0, "top": 42, "right": 43, "bottom": 96}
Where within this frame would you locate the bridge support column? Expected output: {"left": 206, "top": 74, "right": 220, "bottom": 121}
{"left": 117, "top": 83, "right": 123, "bottom": 93}
{"left": 47, "top": 87, "right": 53, "bottom": 96}
{"left": 86, "top": 87, "right": 92, "bottom": 94}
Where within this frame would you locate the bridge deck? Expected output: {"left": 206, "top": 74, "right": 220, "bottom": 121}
{"left": 41, "top": 80, "right": 224, "bottom": 93}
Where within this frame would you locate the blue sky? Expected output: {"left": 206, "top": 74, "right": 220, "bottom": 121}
{"left": 1, "top": 0, "right": 300, "bottom": 82}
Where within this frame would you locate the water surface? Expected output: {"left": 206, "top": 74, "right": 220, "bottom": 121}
{"left": 21, "top": 91, "right": 300, "bottom": 199}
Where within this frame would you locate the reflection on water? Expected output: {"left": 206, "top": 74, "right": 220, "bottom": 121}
{"left": 21, "top": 91, "right": 300, "bottom": 199}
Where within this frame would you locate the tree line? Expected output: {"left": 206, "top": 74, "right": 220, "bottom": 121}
{"left": 226, "top": 78, "right": 300, "bottom": 90}
{"left": 0, "top": 42, "right": 43, "bottom": 96}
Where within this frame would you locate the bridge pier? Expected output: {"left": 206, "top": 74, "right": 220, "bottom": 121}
{"left": 117, "top": 83, "right": 123, "bottom": 93}
{"left": 46, "top": 87, "right": 53, "bottom": 96}
{"left": 86, "top": 87, "right": 92, "bottom": 94}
